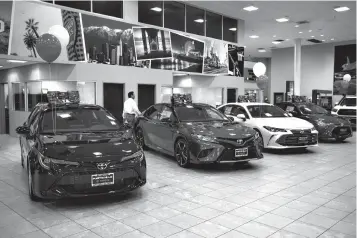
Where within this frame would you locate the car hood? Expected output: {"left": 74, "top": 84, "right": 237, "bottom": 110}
{"left": 40, "top": 130, "right": 140, "bottom": 161}
{"left": 253, "top": 117, "right": 314, "bottom": 130}
{"left": 304, "top": 114, "right": 350, "bottom": 127}
{"left": 183, "top": 121, "right": 256, "bottom": 139}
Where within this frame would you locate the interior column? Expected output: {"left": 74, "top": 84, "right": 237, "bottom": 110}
{"left": 294, "top": 38, "right": 302, "bottom": 96}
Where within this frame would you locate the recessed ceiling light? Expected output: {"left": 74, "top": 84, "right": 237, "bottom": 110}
{"left": 243, "top": 46, "right": 247, "bottom": 48}
{"left": 194, "top": 19, "right": 205, "bottom": 23}
{"left": 309, "top": 30, "right": 312, "bottom": 32}
{"left": 150, "top": 7, "right": 162, "bottom": 12}
{"left": 322, "top": 40, "right": 326, "bottom": 42}
{"left": 272, "top": 41, "right": 281, "bottom": 44}
{"left": 311, "top": 36, "right": 315, "bottom": 38}
{"left": 286, "top": 39, "right": 290, "bottom": 41}
{"left": 258, "top": 48, "right": 266, "bottom": 53}
{"left": 7, "top": 60, "right": 27, "bottom": 63}
{"left": 276, "top": 17, "right": 289, "bottom": 23}
{"left": 249, "top": 35, "right": 259, "bottom": 39}
{"left": 273, "top": 35, "right": 276, "bottom": 37}
{"left": 229, "top": 28, "right": 237, "bottom": 31}
{"left": 331, "top": 38, "right": 335, "bottom": 41}
{"left": 295, "top": 25, "right": 299, "bottom": 28}
{"left": 0, "top": 66, "right": 3, "bottom": 68}
{"left": 243, "top": 5, "right": 258, "bottom": 11}
{"left": 299, "top": 32, "right": 303, "bottom": 34}
{"left": 320, "top": 34, "right": 324, "bottom": 37}
{"left": 334, "top": 6, "right": 350, "bottom": 12}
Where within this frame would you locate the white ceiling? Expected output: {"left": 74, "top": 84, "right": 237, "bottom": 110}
{"left": 188, "top": 1, "right": 356, "bottom": 58}
{"left": 0, "top": 57, "right": 37, "bottom": 71}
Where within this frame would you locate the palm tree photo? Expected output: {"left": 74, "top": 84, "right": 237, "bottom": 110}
{"left": 23, "top": 32, "right": 37, "bottom": 57}
{"left": 25, "top": 18, "right": 39, "bottom": 38}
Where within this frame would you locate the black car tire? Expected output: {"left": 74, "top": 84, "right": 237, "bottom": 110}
{"left": 27, "top": 161, "right": 39, "bottom": 201}
{"left": 136, "top": 128, "right": 147, "bottom": 150}
{"left": 175, "top": 139, "right": 190, "bottom": 168}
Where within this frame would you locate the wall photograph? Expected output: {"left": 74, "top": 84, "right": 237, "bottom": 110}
{"left": 333, "top": 44, "right": 356, "bottom": 95}
{"left": 0, "top": 1, "right": 13, "bottom": 55}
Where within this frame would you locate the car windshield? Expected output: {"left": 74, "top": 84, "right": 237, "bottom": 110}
{"left": 340, "top": 98, "right": 356, "bottom": 107}
{"left": 247, "top": 105, "right": 288, "bottom": 118}
{"left": 40, "top": 107, "right": 121, "bottom": 133}
{"left": 175, "top": 105, "right": 229, "bottom": 122}
{"left": 298, "top": 103, "right": 328, "bottom": 114}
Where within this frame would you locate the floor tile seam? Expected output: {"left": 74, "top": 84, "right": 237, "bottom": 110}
{"left": 251, "top": 210, "right": 297, "bottom": 230}
{"left": 135, "top": 220, "right": 184, "bottom": 238}
{"left": 72, "top": 215, "right": 115, "bottom": 230}
{"left": 0, "top": 178, "right": 27, "bottom": 195}
{"left": 233, "top": 220, "right": 282, "bottom": 237}
{"left": 39, "top": 220, "right": 89, "bottom": 237}
{"left": 339, "top": 210, "right": 357, "bottom": 225}
{"left": 88, "top": 220, "right": 136, "bottom": 238}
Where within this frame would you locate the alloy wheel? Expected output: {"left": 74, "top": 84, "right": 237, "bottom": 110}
{"left": 175, "top": 139, "right": 189, "bottom": 167}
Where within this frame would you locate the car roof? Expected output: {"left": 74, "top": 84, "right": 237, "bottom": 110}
{"left": 155, "top": 103, "right": 213, "bottom": 108}
{"left": 37, "top": 103, "right": 101, "bottom": 111}
{"left": 224, "top": 102, "right": 272, "bottom": 107}
{"left": 344, "top": 96, "right": 356, "bottom": 99}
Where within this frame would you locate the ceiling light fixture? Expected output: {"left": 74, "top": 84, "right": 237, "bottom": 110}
{"left": 150, "top": 7, "right": 162, "bottom": 12}
{"left": 295, "top": 25, "right": 299, "bottom": 28}
{"left": 299, "top": 32, "right": 303, "bottom": 34}
{"left": 273, "top": 35, "right": 277, "bottom": 37}
{"left": 272, "top": 41, "right": 281, "bottom": 44}
{"left": 311, "top": 36, "right": 315, "bottom": 38}
{"left": 334, "top": 6, "right": 350, "bottom": 12}
{"left": 7, "top": 60, "right": 27, "bottom": 63}
{"left": 286, "top": 39, "right": 290, "bottom": 41}
{"left": 243, "top": 5, "right": 258, "bottom": 11}
{"left": 276, "top": 17, "right": 289, "bottom": 23}
{"left": 0, "top": 66, "right": 3, "bottom": 68}
{"left": 320, "top": 34, "right": 324, "bottom": 36}
{"left": 249, "top": 35, "right": 259, "bottom": 39}
{"left": 322, "top": 40, "right": 326, "bottom": 42}
{"left": 194, "top": 19, "right": 205, "bottom": 23}
{"left": 331, "top": 38, "right": 335, "bottom": 41}
{"left": 309, "top": 30, "right": 312, "bottom": 32}
{"left": 258, "top": 48, "right": 266, "bottom": 53}
{"left": 229, "top": 28, "right": 237, "bottom": 31}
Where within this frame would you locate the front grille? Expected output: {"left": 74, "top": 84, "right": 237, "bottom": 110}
{"left": 218, "top": 144, "right": 260, "bottom": 162}
{"left": 216, "top": 137, "right": 255, "bottom": 148}
{"left": 338, "top": 109, "right": 356, "bottom": 116}
{"left": 290, "top": 129, "right": 311, "bottom": 135}
{"left": 276, "top": 134, "right": 317, "bottom": 146}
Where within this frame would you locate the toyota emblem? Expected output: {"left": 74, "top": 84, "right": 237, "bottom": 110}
{"left": 97, "top": 162, "right": 109, "bottom": 170}
{"left": 300, "top": 130, "right": 304, "bottom": 134}
{"left": 237, "top": 139, "right": 243, "bottom": 145}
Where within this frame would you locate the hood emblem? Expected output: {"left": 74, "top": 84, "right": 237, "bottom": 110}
{"left": 237, "top": 139, "right": 244, "bottom": 145}
{"left": 97, "top": 162, "right": 109, "bottom": 170}
{"left": 300, "top": 130, "right": 304, "bottom": 134}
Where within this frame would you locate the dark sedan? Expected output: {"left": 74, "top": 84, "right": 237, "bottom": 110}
{"left": 16, "top": 103, "right": 146, "bottom": 200}
{"left": 277, "top": 102, "right": 353, "bottom": 141}
{"left": 135, "top": 102, "right": 263, "bottom": 168}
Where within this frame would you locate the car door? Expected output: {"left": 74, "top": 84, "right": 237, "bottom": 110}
{"left": 156, "top": 106, "right": 177, "bottom": 154}
{"left": 141, "top": 105, "right": 162, "bottom": 147}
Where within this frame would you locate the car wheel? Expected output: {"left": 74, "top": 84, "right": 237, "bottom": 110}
{"left": 27, "top": 162, "right": 39, "bottom": 201}
{"left": 175, "top": 139, "right": 190, "bottom": 168}
{"left": 136, "top": 128, "right": 147, "bottom": 150}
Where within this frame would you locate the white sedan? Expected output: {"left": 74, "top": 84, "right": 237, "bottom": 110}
{"left": 218, "top": 103, "right": 319, "bottom": 149}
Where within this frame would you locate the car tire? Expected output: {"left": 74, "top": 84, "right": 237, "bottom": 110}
{"left": 27, "top": 161, "right": 39, "bottom": 201}
{"left": 136, "top": 128, "right": 147, "bottom": 150}
{"left": 175, "top": 139, "right": 190, "bottom": 168}
{"left": 20, "top": 141, "right": 24, "bottom": 168}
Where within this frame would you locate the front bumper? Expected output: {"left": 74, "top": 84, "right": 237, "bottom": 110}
{"left": 318, "top": 126, "right": 353, "bottom": 140}
{"left": 264, "top": 129, "right": 318, "bottom": 149}
{"left": 189, "top": 137, "right": 263, "bottom": 164}
{"left": 32, "top": 158, "right": 146, "bottom": 199}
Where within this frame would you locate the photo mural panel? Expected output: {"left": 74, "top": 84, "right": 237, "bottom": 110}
{"left": 0, "top": 1, "right": 13, "bottom": 55}
{"left": 10, "top": 1, "right": 85, "bottom": 62}
{"left": 196, "top": 36, "right": 228, "bottom": 75}
{"left": 228, "top": 44, "right": 244, "bottom": 77}
{"left": 167, "top": 32, "right": 204, "bottom": 73}
{"left": 82, "top": 14, "right": 137, "bottom": 66}
{"left": 133, "top": 27, "right": 172, "bottom": 60}
{"left": 333, "top": 44, "right": 356, "bottom": 95}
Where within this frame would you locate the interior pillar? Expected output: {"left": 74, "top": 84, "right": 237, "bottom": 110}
{"left": 294, "top": 38, "right": 302, "bottom": 96}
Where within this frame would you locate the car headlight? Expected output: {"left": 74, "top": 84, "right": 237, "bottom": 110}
{"left": 263, "top": 126, "right": 287, "bottom": 132}
{"left": 38, "top": 153, "right": 79, "bottom": 170}
{"left": 122, "top": 151, "right": 144, "bottom": 162}
{"left": 192, "top": 134, "right": 216, "bottom": 143}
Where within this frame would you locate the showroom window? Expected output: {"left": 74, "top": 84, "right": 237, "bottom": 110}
{"left": 223, "top": 16, "right": 237, "bottom": 43}
{"left": 138, "top": 1, "right": 163, "bottom": 27}
{"left": 206, "top": 11, "right": 222, "bottom": 40}
{"left": 92, "top": 0, "right": 123, "bottom": 19}
{"left": 186, "top": 5, "right": 205, "bottom": 36}
{"left": 164, "top": 1, "right": 185, "bottom": 32}
{"left": 12, "top": 83, "right": 26, "bottom": 111}
{"left": 54, "top": 1, "right": 91, "bottom": 12}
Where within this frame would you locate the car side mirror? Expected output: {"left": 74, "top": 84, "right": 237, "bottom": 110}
{"left": 16, "top": 126, "right": 30, "bottom": 135}
{"left": 236, "top": 114, "right": 246, "bottom": 121}
{"left": 227, "top": 116, "right": 234, "bottom": 122}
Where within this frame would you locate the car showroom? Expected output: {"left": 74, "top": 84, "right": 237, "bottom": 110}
{"left": 0, "top": 0, "right": 356, "bottom": 237}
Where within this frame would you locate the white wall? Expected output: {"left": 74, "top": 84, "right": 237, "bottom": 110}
{"left": 270, "top": 40, "right": 356, "bottom": 104}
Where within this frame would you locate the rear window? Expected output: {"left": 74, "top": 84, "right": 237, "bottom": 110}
{"left": 40, "top": 107, "right": 120, "bottom": 133}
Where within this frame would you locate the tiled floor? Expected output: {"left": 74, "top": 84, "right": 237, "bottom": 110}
{"left": 0, "top": 134, "right": 355, "bottom": 238}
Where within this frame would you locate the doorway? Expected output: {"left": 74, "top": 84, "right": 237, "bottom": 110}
{"left": 0, "top": 83, "right": 9, "bottom": 134}
{"left": 138, "top": 84, "right": 155, "bottom": 112}
{"left": 103, "top": 83, "right": 124, "bottom": 123}
{"left": 227, "top": 88, "right": 237, "bottom": 103}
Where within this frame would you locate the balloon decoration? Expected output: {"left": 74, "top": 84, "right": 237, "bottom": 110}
{"left": 341, "top": 79, "right": 350, "bottom": 89}
{"left": 256, "top": 75, "right": 269, "bottom": 90}
{"left": 36, "top": 33, "right": 61, "bottom": 63}
{"left": 48, "top": 25, "right": 70, "bottom": 48}
{"left": 343, "top": 74, "right": 352, "bottom": 83}
{"left": 253, "top": 62, "right": 266, "bottom": 77}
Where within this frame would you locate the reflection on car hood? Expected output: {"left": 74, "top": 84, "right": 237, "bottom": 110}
{"left": 253, "top": 117, "right": 314, "bottom": 130}
{"left": 305, "top": 114, "right": 350, "bottom": 127}
{"left": 40, "top": 130, "right": 139, "bottom": 161}
{"left": 184, "top": 121, "right": 255, "bottom": 139}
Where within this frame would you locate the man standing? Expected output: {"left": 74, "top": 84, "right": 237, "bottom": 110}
{"left": 123, "top": 91, "right": 141, "bottom": 126}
